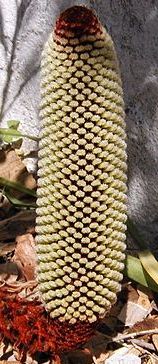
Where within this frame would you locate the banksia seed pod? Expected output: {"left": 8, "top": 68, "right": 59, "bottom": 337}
{"left": 36, "top": 5, "right": 127, "bottom": 329}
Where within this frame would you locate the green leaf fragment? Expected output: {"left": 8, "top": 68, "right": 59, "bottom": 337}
{"left": 7, "top": 120, "right": 20, "bottom": 129}
{"left": 139, "top": 249, "right": 158, "bottom": 285}
{"left": 0, "top": 177, "right": 36, "bottom": 197}
{"left": 4, "top": 189, "right": 36, "bottom": 208}
{"left": 0, "top": 128, "right": 22, "bottom": 143}
{"left": 0, "top": 126, "right": 39, "bottom": 143}
{"left": 125, "top": 254, "right": 158, "bottom": 293}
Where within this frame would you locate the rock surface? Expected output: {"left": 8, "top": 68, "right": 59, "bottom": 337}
{"left": 0, "top": 0, "right": 158, "bottom": 244}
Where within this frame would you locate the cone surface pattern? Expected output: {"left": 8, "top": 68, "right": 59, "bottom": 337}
{"left": 36, "top": 6, "right": 127, "bottom": 324}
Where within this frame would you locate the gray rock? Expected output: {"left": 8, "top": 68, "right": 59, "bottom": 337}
{"left": 0, "top": 0, "right": 158, "bottom": 244}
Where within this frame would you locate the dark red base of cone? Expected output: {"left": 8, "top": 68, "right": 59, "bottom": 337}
{"left": 0, "top": 288, "right": 95, "bottom": 360}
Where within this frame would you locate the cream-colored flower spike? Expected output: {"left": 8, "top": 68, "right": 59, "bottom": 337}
{"left": 36, "top": 5, "right": 127, "bottom": 324}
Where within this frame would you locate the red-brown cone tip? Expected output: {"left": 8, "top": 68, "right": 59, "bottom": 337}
{"left": 55, "top": 5, "right": 102, "bottom": 37}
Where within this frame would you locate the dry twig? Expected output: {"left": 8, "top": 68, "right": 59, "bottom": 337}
{"left": 112, "top": 329, "right": 158, "bottom": 342}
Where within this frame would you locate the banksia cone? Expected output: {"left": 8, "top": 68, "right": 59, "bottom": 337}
{"left": 0, "top": 6, "right": 127, "bottom": 360}
{"left": 36, "top": 3, "right": 127, "bottom": 331}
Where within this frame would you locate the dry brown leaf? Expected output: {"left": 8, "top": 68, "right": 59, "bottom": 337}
{"left": 118, "top": 286, "right": 152, "bottom": 327}
{"left": 127, "top": 316, "right": 158, "bottom": 339}
{"left": 127, "top": 285, "right": 139, "bottom": 303}
{"left": 105, "top": 347, "right": 141, "bottom": 363}
{"left": 137, "top": 289, "right": 152, "bottom": 310}
{"left": 128, "top": 346, "right": 142, "bottom": 358}
{"left": 13, "top": 234, "right": 36, "bottom": 281}
{"left": 144, "top": 356, "right": 158, "bottom": 364}
{"left": 0, "top": 210, "right": 35, "bottom": 242}
{"left": 0, "top": 242, "right": 16, "bottom": 256}
{"left": 152, "top": 335, "right": 158, "bottom": 352}
{"left": 0, "top": 262, "right": 19, "bottom": 286}
{"left": 0, "top": 149, "right": 36, "bottom": 195}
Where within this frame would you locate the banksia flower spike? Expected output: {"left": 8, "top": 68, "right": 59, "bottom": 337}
{"left": 0, "top": 5, "right": 127, "bottom": 361}
{"left": 37, "top": 5, "right": 127, "bottom": 331}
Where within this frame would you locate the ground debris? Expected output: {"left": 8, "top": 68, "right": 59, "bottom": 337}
{"left": 152, "top": 334, "right": 158, "bottom": 352}
{"left": 13, "top": 234, "right": 36, "bottom": 281}
{"left": 105, "top": 347, "right": 141, "bottom": 363}
{"left": 0, "top": 149, "right": 36, "bottom": 195}
{"left": 118, "top": 285, "right": 152, "bottom": 326}
{"left": 0, "top": 210, "right": 35, "bottom": 242}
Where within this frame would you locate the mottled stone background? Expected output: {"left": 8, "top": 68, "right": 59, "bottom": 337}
{"left": 0, "top": 0, "right": 158, "bottom": 246}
